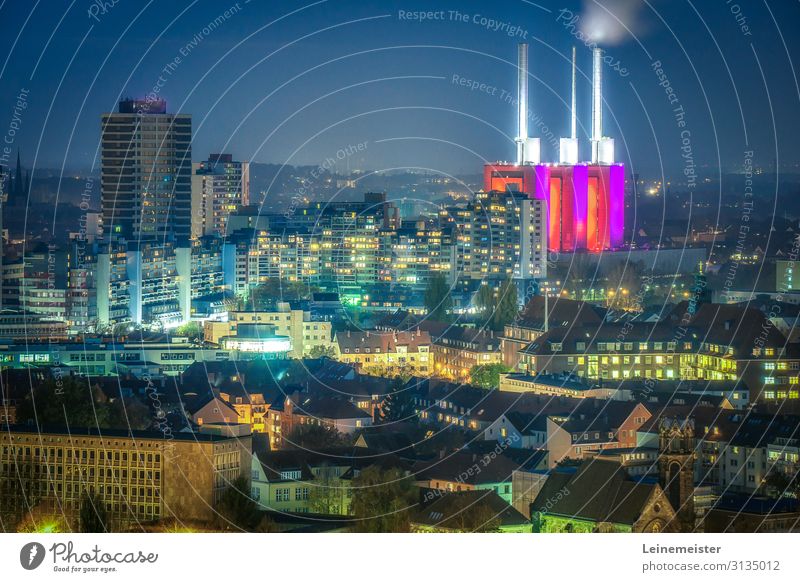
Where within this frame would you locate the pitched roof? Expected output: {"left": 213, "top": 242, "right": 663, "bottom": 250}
{"left": 515, "top": 296, "right": 606, "bottom": 330}
{"left": 293, "top": 396, "right": 372, "bottom": 420}
{"left": 413, "top": 489, "right": 529, "bottom": 530}
{"left": 185, "top": 394, "right": 238, "bottom": 416}
{"left": 531, "top": 458, "right": 661, "bottom": 525}
{"left": 668, "top": 301, "right": 791, "bottom": 355}
{"left": 335, "top": 329, "right": 431, "bottom": 353}
{"left": 413, "top": 321, "right": 502, "bottom": 352}
{"left": 413, "top": 450, "right": 521, "bottom": 485}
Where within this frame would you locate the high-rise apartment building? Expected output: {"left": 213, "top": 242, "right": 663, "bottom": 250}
{"left": 99, "top": 99, "right": 192, "bottom": 325}
{"left": 444, "top": 190, "right": 547, "bottom": 282}
{"left": 101, "top": 98, "right": 192, "bottom": 243}
{"left": 192, "top": 154, "right": 250, "bottom": 238}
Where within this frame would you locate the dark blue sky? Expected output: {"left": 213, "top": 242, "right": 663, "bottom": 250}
{"left": 1, "top": 0, "right": 799, "bottom": 182}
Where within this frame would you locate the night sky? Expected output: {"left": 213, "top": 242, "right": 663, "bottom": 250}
{"left": 1, "top": 0, "right": 799, "bottom": 182}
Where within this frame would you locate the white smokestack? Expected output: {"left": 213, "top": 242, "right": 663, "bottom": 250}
{"left": 515, "top": 43, "right": 540, "bottom": 165}
{"left": 571, "top": 45, "right": 577, "bottom": 140}
{"left": 591, "top": 47, "right": 603, "bottom": 163}
{"left": 516, "top": 43, "right": 528, "bottom": 165}
{"left": 591, "top": 47, "right": 615, "bottom": 164}
{"left": 559, "top": 46, "right": 579, "bottom": 164}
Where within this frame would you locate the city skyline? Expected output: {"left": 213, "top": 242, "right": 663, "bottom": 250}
{"left": 3, "top": 0, "right": 800, "bottom": 564}
{"left": 0, "top": 0, "right": 798, "bottom": 181}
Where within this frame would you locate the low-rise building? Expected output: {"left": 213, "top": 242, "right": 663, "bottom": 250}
{"left": 250, "top": 449, "right": 352, "bottom": 515}
{"left": 517, "top": 302, "right": 800, "bottom": 410}
{"left": 530, "top": 458, "right": 677, "bottom": 533}
{"left": 412, "top": 489, "right": 532, "bottom": 533}
{"left": 204, "top": 304, "right": 333, "bottom": 358}
{"left": 704, "top": 495, "right": 800, "bottom": 532}
{"left": 0, "top": 334, "right": 231, "bottom": 376}
{"left": 335, "top": 329, "right": 432, "bottom": 377}
{"left": 0, "top": 425, "right": 251, "bottom": 529}
{"left": 545, "top": 401, "right": 651, "bottom": 468}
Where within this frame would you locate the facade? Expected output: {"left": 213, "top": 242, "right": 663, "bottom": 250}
{"left": 250, "top": 450, "right": 352, "bottom": 515}
{"left": 204, "top": 305, "right": 333, "bottom": 358}
{"left": 499, "top": 372, "right": 598, "bottom": 398}
{"left": 545, "top": 401, "right": 651, "bottom": 467}
{"left": 191, "top": 153, "right": 249, "bottom": 238}
{"left": 0, "top": 335, "right": 232, "bottom": 376}
{"left": 483, "top": 163, "right": 624, "bottom": 253}
{"left": 335, "top": 329, "right": 433, "bottom": 377}
{"left": 502, "top": 296, "right": 606, "bottom": 369}
{"left": 442, "top": 189, "right": 546, "bottom": 282}
{"left": 420, "top": 322, "right": 504, "bottom": 381}
{"left": 0, "top": 312, "right": 68, "bottom": 342}
{"left": 516, "top": 302, "right": 800, "bottom": 408}
{"left": 0, "top": 426, "right": 251, "bottom": 529}
{"left": 659, "top": 417, "right": 697, "bottom": 532}
{"left": 99, "top": 99, "right": 193, "bottom": 326}
{"left": 390, "top": 222, "right": 456, "bottom": 289}
{"left": 218, "top": 323, "right": 292, "bottom": 359}
{"left": 101, "top": 98, "right": 191, "bottom": 243}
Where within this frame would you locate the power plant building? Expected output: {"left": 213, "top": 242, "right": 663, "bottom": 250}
{"left": 484, "top": 44, "right": 624, "bottom": 254}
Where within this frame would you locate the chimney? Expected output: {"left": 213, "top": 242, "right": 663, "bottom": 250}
{"left": 516, "top": 43, "right": 528, "bottom": 166}
{"left": 559, "top": 46, "right": 579, "bottom": 164}
{"left": 591, "top": 47, "right": 602, "bottom": 162}
{"left": 571, "top": 45, "right": 577, "bottom": 141}
{"left": 515, "top": 43, "right": 540, "bottom": 165}
{"left": 591, "top": 47, "right": 614, "bottom": 164}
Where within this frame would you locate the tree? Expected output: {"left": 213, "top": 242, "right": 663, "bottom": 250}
{"left": 79, "top": 491, "right": 109, "bottom": 532}
{"left": 475, "top": 284, "right": 495, "bottom": 316}
{"left": 247, "top": 278, "right": 320, "bottom": 310}
{"left": 286, "top": 423, "right": 349, "bottom": 450}
{"left": 308, "top": 465, "right": 348, "bottom": 515}
{"left": 564, "top": 253, "right": 597, "bottom": 301}
{"left": 436, "top": 494, "right": 501, "bottom": 532}
{"left": 764, "top": 467, "right": 800, "bottom": 499}
{"left": 492, "top": 277, "right": 519, "bottom": 331}
{"left": 174, "top": 321, "right": 203, "bottom": 341}
{"left": 474, "top": 278, "right": 519, "bottom": 331}
{"left": 469, "top": 363, "right": 511, "bottom": 389}
{"left": 15, "top": 505, "right": 69, "bottom": 533}
{"left": 16, "top": 376, "right": 113, "bottom": 428}
{"left": 109, "top": 396, "right": 152, "bottom": 431}
{"left": 254, "top": 514, "right": 280, "bottom": 532}
{"left": 380, "top": 377, "right": 418, "bottom": 423}
{"left": 214, "top": 476, "right": 261, "bottom": 531}
{"left": 308, "top": 345, "right": 336, "bottom": 359}
{"left": 349, "top": 466, "right": 416, "bottom": 532}
{"left": 606, "top": 261, "right": 644, "bottom": 309}
{"left": 424, "top": 273, "right": 452, "bottom": 322}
